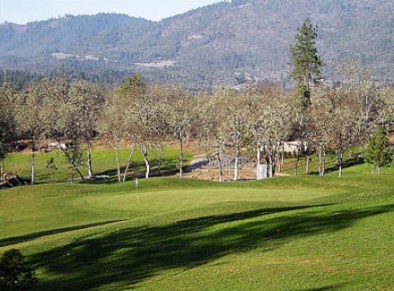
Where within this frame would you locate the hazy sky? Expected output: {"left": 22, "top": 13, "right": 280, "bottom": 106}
{"left": 0, "top": 0, "right": 221, "bottom": 24}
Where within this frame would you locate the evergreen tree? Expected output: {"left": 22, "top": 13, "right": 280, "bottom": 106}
{"left": 364, "top": 126, "right": 393, "bottom": 174}
{"left": 120, "top": 73, "right": 147, "bottom": 97}
{"left": 0, "top": 249, "right": 38, "bottom": 290}
{"left": 289, "top": 18, "right": 323, "bottom": 108}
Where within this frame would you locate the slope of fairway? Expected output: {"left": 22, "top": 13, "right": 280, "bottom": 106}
{"left": 0, "top": 180, "right": 335, "bottom": 245}
{"left": 1, "top": 167, "right": 393, "bottom": 290}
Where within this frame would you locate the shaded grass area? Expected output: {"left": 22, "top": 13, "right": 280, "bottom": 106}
{"left": 0, "top": 220, "right": 124, "bottom": 247}
{"left": 308, "top": 156, "right": 365, "bottom": 176}
{"left": 28, "top": 202, "right": 394, "bottom": 290}
{"left": 279, "top": 148, "right": 371, "bottom": 178}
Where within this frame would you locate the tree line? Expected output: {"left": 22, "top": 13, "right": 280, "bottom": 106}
{"left": 0, "top": 68, "right": 393, "bottom": 184}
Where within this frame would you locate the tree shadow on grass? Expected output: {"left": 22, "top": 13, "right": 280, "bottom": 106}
{"left": 30, "top": 203, "right": 394, "bottom": 290}
{"left": 92, "top": 161, "right": 180, "bottom": 184}
{"left": 309, "top": 158, "right": 365, "bottom": 176}
{"left": 296, "top": 284, "right": 347, "bottom": 291}
{"left": 0, "top": 220, "right": 125, "bottom": 247}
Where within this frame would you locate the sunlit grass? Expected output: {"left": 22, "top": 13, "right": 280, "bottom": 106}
{"left": 3, "top": 146, "right": 190, "bottom": 183}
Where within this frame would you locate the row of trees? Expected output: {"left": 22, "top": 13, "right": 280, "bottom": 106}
{"left": 0, "top": 67, "right": 393, "bottom": 184}
{"left": 0, "top": 79, "right": 105, "bottom": 183}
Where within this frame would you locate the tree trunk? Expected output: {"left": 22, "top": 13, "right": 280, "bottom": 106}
{"left": 0, "top": 159, "right": 4, "bottom": 183}
{"left": 31, "top": 138, "right": 35, "bottom": 185}
{"left": 294, "top": 148, "right": 300, "bottom": 176}
{"left": 57, "top": 142, "right": 85, "bottom": 182}
{"left": 317, "top": 148, "right": 323, "bottom": 176}
{"left": 276, "top": 153, "right": 282, "bottom": 173}
{"left": 268, "top": 154, "right": 274, "bottom": 178}
{"left": 141, "top": 145, "right": 150, "bottom": 179}
{"left": 318, "top": 148, "right": 325, "bottom": 176}
{"left": 276, "top": 142, "right": 282, "bottom": 173}
{"left": 256, "top": 143, "right": 261, "bottom": 179}
{"left": 115, "top": 144, "right": 121, "bottom": 182}
{"left": 216, "top": 153, "right": 224, "bottom": 182}
{"left": 305, "top": 154, "right": 310, "bottom": 173}
{"left": 338, "top": 151, "right": 343, "bottom": 177}
{"left": 234, "top": 146, "right": 240, "bottom": 181}
{"left": 122, "top": 146, "right": 135, "bottom": 182}
{"left": 87, "top": 140, "right": 93, "bottom": 179}
{"left": 179, "top": 137, "right": 183, "bottom": 178}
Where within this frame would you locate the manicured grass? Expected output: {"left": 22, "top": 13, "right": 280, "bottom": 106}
{"left": 0, "top": 156, "right": 393, "bottom": 290}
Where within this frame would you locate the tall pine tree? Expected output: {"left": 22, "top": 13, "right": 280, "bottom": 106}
{"left": 289, "top": 18, "right": 323, "bottom": 108}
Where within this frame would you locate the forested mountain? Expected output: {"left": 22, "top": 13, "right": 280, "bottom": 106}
{"left": 0, "top": 0, "right": 393, "bottom": 89}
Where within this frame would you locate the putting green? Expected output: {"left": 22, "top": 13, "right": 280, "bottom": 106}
{"left": 0, "top": 186, "right": 336, "bottom": 241}
{"left": 86, "top": 188, "right": 336, "bottom": 214}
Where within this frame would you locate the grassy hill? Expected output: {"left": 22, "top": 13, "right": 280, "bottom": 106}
{"left": 1, "top": 160, "right": 393, "bottom": 290}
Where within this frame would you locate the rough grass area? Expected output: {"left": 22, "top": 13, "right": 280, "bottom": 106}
{"left": 0, "top": 163, "right": 393, "bottom": 290}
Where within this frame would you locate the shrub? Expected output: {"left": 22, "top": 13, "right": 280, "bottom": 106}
{"left": 0, "top": 249, "right": 37, "bottom": 290}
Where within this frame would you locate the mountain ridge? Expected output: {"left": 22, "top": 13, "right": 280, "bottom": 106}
{"left": 0, "top": 0, "right": 393, "bottom": 88}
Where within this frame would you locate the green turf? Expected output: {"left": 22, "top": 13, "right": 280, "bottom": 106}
{"left": 3, "top": 146, "right": 189, "bottom": 183}
{"left": 0, "top": 161, "right": 393, "bottom": 290}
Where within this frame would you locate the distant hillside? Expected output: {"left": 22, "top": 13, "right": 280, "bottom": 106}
{"left": 0, "top": 0, "right": 393, "bottom": 88}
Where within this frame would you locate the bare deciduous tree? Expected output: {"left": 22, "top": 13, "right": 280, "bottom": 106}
{"left": 163, "top": 86, "right": 199, "bottom": 177}
{"left": 0, "top": 83, "right": 18, "bottom": 179}
{"left": 15, "top": 82, "right": 48, "bottom": 185}
{"left": 122, "top": 75, "right": 162, "bottom": 179}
